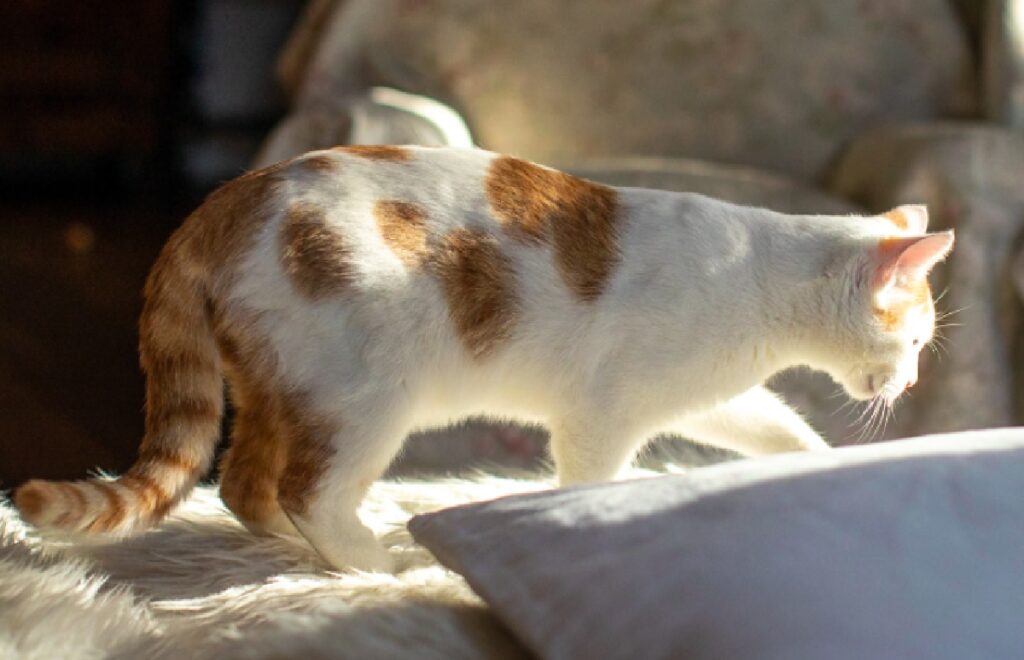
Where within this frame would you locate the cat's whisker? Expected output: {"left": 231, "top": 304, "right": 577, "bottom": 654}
{"left": 852, "top": 401, "right": 875, "bottom": 444}
{"left": 943, "top": 302, "right": 971, "bottom": 313}
{"left": 835, "top": 396, "right": 859, "bottom": 416}
{"left": 928, "top": 333, "right": 951, "bottom": 359}
{"left": 853, "top": 411, "right": 869, "bottom": 443}
{"left": 882, "top": 402, "right": 895, "bottom": 439}
{"left": 932, "top": 309, "right": 965, "bottom": 339}
{"left": 852, "top": 395, "right": 888, "bottom": 443}
{"left": 933, "top": 314, "right": 962, "bottom": 326}
{"left": 849, "top": 399, "right": 875, "bottom": 429}
{"left": 878, "top": 398, "right": 895, "bottom": 440}
{"left": 860, "top": 390, "right": 898, "bottom": 445}
{"left": 861, "top": 411, "right": 880, "bottom": 444}
{"left": 828, "top": 387, "right": 853, "bottom": 404}
{"left": 837, "top": 404, "right": 861, "bottom": 426}
{"left": 935, "top": 305, "right": 968, "bottom": 322}
{"left": 866, "top": 397, "right": 891, "bottom": 444}
{"left": 870, "top": 399, "right": 887, "bottom": 442}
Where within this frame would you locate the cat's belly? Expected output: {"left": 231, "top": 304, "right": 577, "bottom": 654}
{"left": 408, "top": 353, "right": 560, "bottom": 428}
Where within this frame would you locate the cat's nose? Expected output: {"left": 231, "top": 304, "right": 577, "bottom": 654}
{"left": 906, "top": 363, "right": 919, "bottom": 390}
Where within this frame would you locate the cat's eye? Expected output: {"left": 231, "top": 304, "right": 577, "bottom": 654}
{"left": 912, "top": 338, "right": 921, "bottom": 347}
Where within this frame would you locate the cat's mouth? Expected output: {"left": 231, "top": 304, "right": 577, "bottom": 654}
{"left": 847, "top": 375, "right": 877, "bottom": 401}
{"left": 842, "top": 369, "right": 900, "bottom": 402}
{"left": 864, "top": 372, "right": 907, "bottom": 404}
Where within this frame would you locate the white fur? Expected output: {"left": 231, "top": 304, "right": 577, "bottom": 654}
{"left": 224, "top": 146, "right": 943, "bottom": 570}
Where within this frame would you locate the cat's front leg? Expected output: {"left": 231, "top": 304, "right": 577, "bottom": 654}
{"left": 674, "top": 385, "right": 829, "bottom": 457}
{"left": 549, "top": 416, "right": 646, "bottom": 487}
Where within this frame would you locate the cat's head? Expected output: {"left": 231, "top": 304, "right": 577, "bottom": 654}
{"left": 827, "top": 205, "right": 954, "bottom": 404}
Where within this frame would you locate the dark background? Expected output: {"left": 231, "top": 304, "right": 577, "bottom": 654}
{"left": 1, "top": 0, "right": 304, "bottom": 488}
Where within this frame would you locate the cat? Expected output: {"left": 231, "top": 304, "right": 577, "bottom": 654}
{"left": 13, "top": 145, "right": 954, "bottom": 572}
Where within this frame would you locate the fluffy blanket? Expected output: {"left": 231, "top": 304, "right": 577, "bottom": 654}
{"left": 0, "top": 474, "right": 567, "bottom": 659}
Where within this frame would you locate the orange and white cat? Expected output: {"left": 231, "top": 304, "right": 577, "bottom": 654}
{"left": 14, "top": 145, "right": 953, "bottom": 571}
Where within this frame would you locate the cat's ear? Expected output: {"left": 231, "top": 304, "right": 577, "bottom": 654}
{"left": 881, "top": 204, "right": 929, "bottom": 233}
{"left": 870, "top": 231, "right": 955, "bottom": 291}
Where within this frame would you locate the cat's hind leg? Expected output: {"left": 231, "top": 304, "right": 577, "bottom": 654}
{"left": 276, "top": 391, "right": 411, "bottom": 573}
{"left": 219, "top": 388, "right": 298, "bottom": 537}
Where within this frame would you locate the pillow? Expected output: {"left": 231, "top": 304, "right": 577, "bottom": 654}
{"left": 409, "top": 429, "right": 1024, "bottom": 660}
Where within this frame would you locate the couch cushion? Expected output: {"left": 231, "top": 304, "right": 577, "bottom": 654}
{"left": 409, "top": 429, "right": 1024, "bottom": 660}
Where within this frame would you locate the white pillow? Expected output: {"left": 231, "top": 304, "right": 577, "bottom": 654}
{"left": 409, "top": 429, "right": 1024, "bottom": 660}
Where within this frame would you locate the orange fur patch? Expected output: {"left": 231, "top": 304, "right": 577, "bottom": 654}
{"left": 118, "top": 472, "right": 171, "bottom": 521}
{"left": 13, "top": 481, "right": 47, "bottom": 521}
{"left": 88, "top": 481, "right": 126, "bottom": 532}
{"left": 144, "top": 395, "right": 221, "bottom": 441}
{"left": 874, "top": 278, "right": 931, "bottom": 330}
{"left": 485, "top": 157, "right": 553, "bottom": 243}
{"left": 219, "top": 379, "right": 291, "bottom": 531}
{"left": 139, "top": 445, "right": 201, "bottom": 473}
{"left": 374, "top": 200, "right": 429, "bottom": 267}
{"left": 430, "top": 228, "right": 519, "bottom": 358}
{"left": 277, "top": 393, "right": 337, "bottom": 516}
{"left": 181, "top": 161, "right": 287, "bottom": 290}
{"left": 53, "top": 483, "right": 87, "bottom": 528}
{"left": 485, "top": 156, "right": 621, "bottom": 301}
{"left": 280, "top": 201, "right": 353, "bottom": 300}
{"left": 296, "top": 154, "right": 340, "bottom": 174}
{"left": 881, "top": 208, "right": 909, "bottom": 231}
{"left": 213, "top": 311, "right": 331, "bottom": 525}
{"left": 333, "top": 144, "right": 411, "bottom": 162}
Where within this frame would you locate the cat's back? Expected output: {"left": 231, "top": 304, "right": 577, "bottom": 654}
{"left": 221, "top": 146, "right": 497, "bottom": 296}
{"left": 286, "top": 145, "right": 497, "bottom": 226}
{"left": 239, "top": 145, "right": 631, "bottom": 306}
{"left": 268, "top": 145, "right": 520, "bottom": 274}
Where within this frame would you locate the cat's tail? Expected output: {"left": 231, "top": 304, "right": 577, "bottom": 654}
{"left": 14, "top": 236, "right": 223, "bottom": 536}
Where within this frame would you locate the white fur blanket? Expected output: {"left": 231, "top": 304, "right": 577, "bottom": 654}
{"left": 0, "top": 475, "right": 565, "bottom": 659}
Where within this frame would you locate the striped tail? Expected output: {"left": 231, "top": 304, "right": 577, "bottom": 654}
{"left": 14, "top": 237, "right": 224, "bottom": 536}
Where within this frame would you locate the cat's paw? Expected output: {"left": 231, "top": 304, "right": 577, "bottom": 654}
{"left": 319, "top": 537, "right": 396, "bottom": 574}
